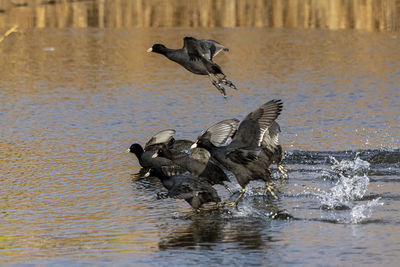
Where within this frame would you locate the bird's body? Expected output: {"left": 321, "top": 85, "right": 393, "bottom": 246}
{"left": 160, "top": 48, "right": 220, "bottom": 75}
{"left": 192, "top": 100, "right": 284, "bottom": 203}
{"left": 157, "top": 146, "right": 231, "bottom": 187}
{"left": 147, "top": 37, "right": 236, "bottom": 97}
{"left": 159, "top": 166, "right": 221, "bottom": 210}
{"left": 128, "top": 128, "right": 230, "bottom": 188}
{"left": 128, "top": 129, "right": 191, "bottom": 171}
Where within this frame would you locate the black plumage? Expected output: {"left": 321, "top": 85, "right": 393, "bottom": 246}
{"left": 127, "top": 129, "right": 190, "bottom": 170}
{"left": 147, "top": 36, "right": 236, "bottom": 97}
{"left": 192, "top": 100, "right": 283, "bottom": 203}
{"left": 157, "top": 146, "right": 231, "bottom": 188}
{"left": 159, "top": 166, "right": 221, "bottom": 210}
{"left": 128, "top": 128, "right": 230, "bottom": 188}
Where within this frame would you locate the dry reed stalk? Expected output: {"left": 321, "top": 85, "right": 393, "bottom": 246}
{"left": 0, "top": 25, "right": 18, "bottom": 43}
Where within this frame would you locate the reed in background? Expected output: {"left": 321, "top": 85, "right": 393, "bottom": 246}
{"left": 0, "top": 0, "right": 399, "bottom": 31}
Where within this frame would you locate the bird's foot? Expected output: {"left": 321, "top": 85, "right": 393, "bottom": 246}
{"left": 156, "top": 192, "right": 168, "bottom": 199}
{"left": 211, "top": 80, "right": 227, "bottom": 97}
{"left": 219, "top": 77, "right": 237, "bottom": 89}
{"left": 278, "top": 164, "right": 288, "bottom": 178}
{"left": 223, "top": 188, "right": 246, "bottom": 208}
{"left": 265, "top": 183, "right": 279, "bottom": 200}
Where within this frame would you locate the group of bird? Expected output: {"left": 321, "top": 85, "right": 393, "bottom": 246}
{"left": 128, "top": 36, "right": 287, "bottom": 212}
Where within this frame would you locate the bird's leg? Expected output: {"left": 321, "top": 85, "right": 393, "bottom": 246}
{"left": 265, "top": 182, "right": 279, "bottom": 200}
{"left": 223, "top": 184, "right": 233, "bottom": 193}
{"left": 224, "top": 188, "right": 246, "bottom": 208}
{"left": 224, "top": 188, "right": 246, "bottom": 207}
{"left": 233, "top": 188, "right": 246, "bottom": 206}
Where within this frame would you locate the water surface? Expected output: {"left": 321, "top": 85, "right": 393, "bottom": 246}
{"left": 1, "top": 28, "right": 399, "bottom": 265}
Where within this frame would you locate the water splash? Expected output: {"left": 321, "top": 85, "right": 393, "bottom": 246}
{"left": 330, "top": 155, "right": 370, "bottom": 175}
{"left": 319, "top": 174, "right": 369, "bottom": 210}
{"left": 347, "top": 197, "right": 384, "bottom": 224}
{"left": 316, "top": 156, "right": 383, "bottom": 223}
{"left": 229, "top": 203, "right": 292, "bottom": 220}
{"left": 318, "top": 156, "right": 370, "bottom": 209}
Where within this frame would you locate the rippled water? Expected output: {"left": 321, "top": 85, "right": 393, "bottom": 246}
{"left": 1, "top": 28, "right": 400, "bottom": 265}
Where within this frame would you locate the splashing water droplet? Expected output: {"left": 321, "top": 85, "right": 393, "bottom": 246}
{"left": 315, "top": 156, "right": 383, "bottom": 223}
{"left": 318, "top": 173, "right": 370, "bottom": 210}
{"left": 330, "top": 155, "right": 370, "bottom": 175}
{"left": 348, "top": 198, "right": 384, "bottom": 224}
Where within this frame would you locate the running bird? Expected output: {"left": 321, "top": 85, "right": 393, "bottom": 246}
{"left": 191, "top": 100, "right": 284, "bottom": 205}
{"left": 158, "top": 166, "right": 221, "bottom": 210}
{"left": 127, "top": 129, "right": 192, "bottom": 176}
{"left": 157, "top": 145, "right": 232, "bottom": 192}
{"left": 147, "top": 36, "right": 237, "bottom": 97}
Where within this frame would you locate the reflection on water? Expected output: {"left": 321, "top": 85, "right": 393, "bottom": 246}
{"left": 0, "top": 0, "right": 400, "bottom": 31}
{"left": 159, "top": 217, "right": 268, "bottom": 250}
{"left": 0, "top": 24, "right": 400, "bottom": 265}
{"left": 1, "top": 27, "right": 398, "bottom": 150}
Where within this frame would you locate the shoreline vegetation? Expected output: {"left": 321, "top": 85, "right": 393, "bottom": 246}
{"left": 0, "top": 0, "right": 399, "bottom": 31}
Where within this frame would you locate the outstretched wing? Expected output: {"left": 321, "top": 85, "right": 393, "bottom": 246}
{"left": 262, "top": 121, "right": 281, "bottom": 150}
{"left": 198, "top": 39, "right": 229, "bottom": 60}
{"left": 230, "top": 100, "right": 283, "bottom": 148}
{"left": 145, "top": 129, "right": 176, "bottom": 149}
{"left": 183, "top": 37, "right": 229, "bottom": 62}
{"left": 183, "top": 37, "right": 204, "bottom": 61}
{"left": 199, "top": 118, "right": 240, "bottom": 147}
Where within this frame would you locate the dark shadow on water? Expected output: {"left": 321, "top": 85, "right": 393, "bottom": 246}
{"left": 158, "top": 216, "right": 282, "bottom": 251}
{"left": 158, "top": 195, "right": 293, "bottom": 250}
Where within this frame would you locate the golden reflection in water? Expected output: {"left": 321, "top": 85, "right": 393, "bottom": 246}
{"left": 0, "top": 0, "right": 399, "bottom": 31}
{"left": 0, "top": 25, "right": 399, "bottom": 260}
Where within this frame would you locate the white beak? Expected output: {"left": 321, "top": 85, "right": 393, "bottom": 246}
{"left": 151, "top": 152, "right": 158, "bottom": 158}
{"left": 190, "top": 142, "right": 198, "bottom": 149}
{"left": 146, "top": 47, "right": 152, "bottom": 52}
{"left": 126, "top": 148, "right": 130, "bottom": 153}
{"left": 144, "top": 171, "right": 150, "bottom": 177}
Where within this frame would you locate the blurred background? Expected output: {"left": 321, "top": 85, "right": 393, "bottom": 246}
{"left": 1, "top": 0, "right": 400, "bottom": 31}
{"left": 1, "top": 1, "right": 400, "bottom": 266}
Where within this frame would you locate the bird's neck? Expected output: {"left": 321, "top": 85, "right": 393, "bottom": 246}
{"left": 133, "top": 147, "right": 144, "bottom": 161}
{"left": 162, "top": 48, "right": 184, "bottom": 61}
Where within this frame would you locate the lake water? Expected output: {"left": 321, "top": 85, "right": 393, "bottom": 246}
{"left": 1, "top": 28, "right": 400, "bottom": 265}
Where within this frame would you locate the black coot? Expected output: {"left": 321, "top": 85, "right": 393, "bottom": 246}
{"left": 159, "top": 166, "right": 221, "bottom": 210}
{"left": 127, "top": 129, "right": 191, "bottom": 172}
{"left": 147, "top": 36, "right": 236, "bottom": 97}
{"left": 157, "top": 145, "right": 231, "bottom": 190}
{"left": 192, "top": 100, "right": 283, "bottom": 204}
